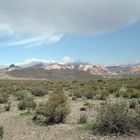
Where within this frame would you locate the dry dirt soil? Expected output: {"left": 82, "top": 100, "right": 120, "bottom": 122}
{"left": 0, "top": 99, "right": 140, "bottom": 140}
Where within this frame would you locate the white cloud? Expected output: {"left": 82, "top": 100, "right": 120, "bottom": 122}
{"left": 63, "top": 56, "right": 74, "bottom": 63}
{"left": 0, "top": 23, "right": 13, "bottom": 35}
{"left": 7, "top": 36, "right": 46, "bottom": 46}
{"left": 0, "top": 0, "right": 140, "bottom": 34}
{"left": 48, "top": 34, "right": 63, "bottom": 43}
{"left": 0, "top": 33, "right": 63, "bottom": 48}
{"left": 16, "top": 58, "right": 55, "bottom": 68}
{"left": 15, "top": 56, "right": 74, "bottom": 67}
{"left": 22, "top": 57, "right": 74, "bottom": 65}
{"left": 22, "top": 58, "right": 49, "bottom": 64}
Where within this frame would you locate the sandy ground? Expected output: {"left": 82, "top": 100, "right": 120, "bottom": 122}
{"left": 0, "top": 99, "right": 140, "bottom": 140}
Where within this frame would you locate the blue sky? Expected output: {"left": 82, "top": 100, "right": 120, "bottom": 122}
{"left": 0, "top": 22, "right": 140, "bottom": 65}
{"left": 0, "top": 0, "right": 140, "bottom": 66}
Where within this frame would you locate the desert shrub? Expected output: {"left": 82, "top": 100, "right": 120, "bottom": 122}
{"left": 20, "top": 112, "right": 33, "bottom": 117}
{"left": 84, "top": 89, "right": 95, "bottom": 99}
{"left": 133, "top": 117, "right": 140, "bottom": 130}
{"left": 97, "top": 79, "right": 104, "bottom": 83}
{"left": 95, "top": 90, "right": 109, "bottom": 101}
{"left": 32, "top": 114, "right": 48, "bottom": 124}
{"left": 34, "top": 93, "right": 70, "bottom": 124}
{"left": 114, "top": 86, "right": 127, "bottom": 97}
{"left": 114, "top": 91, "right": 121, "bottom": 97}
{"left": 83, "top": 101, "right": 93, "bottom": 108}
{"left": 100, "top": 90, "right": 110, "bottom": 100}
{"left": 119, "top": 86, "right": 127, "bottom": 95}
{"left": 18, "top": 101, "right": 27, "bottom": 110}
{"left": 138, "top": 99, "right": 140, "bottom": 104}
{"left": 83, "top": 101, "right": 90, "bottom": 106}
{"left": 71, "top": 96, "right": 77, "bottom": 100}
{"left": 35, "top": 102, "right": 46, "bottom": 114}
{"left": 130, "top": 89, "right": 140, "bottom": 98}
{"left": 78, "top": 113, "right": 88, "bottom": 124}
{"left": 31, "top": 87, "right": 47, "bottom": 96}
{"left": 129, "top": 100, "right": 137, "bottom": 109}
{"left": 71, "top": 87, "right": 96, "bottom": 99}
{"left": 18, "top": 94, "right": 36, "bottom": 111}
{"left": 123, "top": 89, "right": 140, "bottom": 99}
{"left": 18, "top": 99, "right": 36, "bottom": 111}
{"left": 0, "top": 126, "right": 4, "bottom": 139}
{"left": 0, "top": 92, "right": 9, "bottom": 104}
{"left": 133, "top": 106, "right": 140, "bottom": 130}
{"left": 15, "top": 90, "right": 32, "bottom": 100}
{"left": 71, "top": 89, "right": 83, "bottom": 98}
{"left": 108, "top": 83, "right": 120, "bottom": 93}
{"left": 92, "top": 102, "right": 132, "bottom": 135}
{"left": 4, "top": 101, "right": 11, "bottom": 111}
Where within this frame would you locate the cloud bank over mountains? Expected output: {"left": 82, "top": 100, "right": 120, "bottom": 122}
{"left": 0, "top": 0, "right": 140, "bottom": 35}
{"left": 0, "top": 0, "right": 140, "bottom": 48}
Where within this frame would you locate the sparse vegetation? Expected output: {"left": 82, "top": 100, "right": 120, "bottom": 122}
{"left": 0, "top": 78, "right": 139, "bottom": 139}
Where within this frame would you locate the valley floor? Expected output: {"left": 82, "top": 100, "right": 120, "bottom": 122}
{"left": 0, "top": 99, "right": 140, "bottom": 140}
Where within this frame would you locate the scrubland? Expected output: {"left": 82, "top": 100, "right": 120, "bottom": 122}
{"left": 0, "top": 78, "right": 140, "bottom": 140}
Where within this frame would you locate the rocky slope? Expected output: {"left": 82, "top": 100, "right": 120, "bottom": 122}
{"left": 129, "top": 65, "right": 140, "bottom": 74}
{"left": 0, "top": 62, "right": 140, "bottom": 80}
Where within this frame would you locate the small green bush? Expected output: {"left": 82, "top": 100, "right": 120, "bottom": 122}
{"left": 133, "top": 106, "right": 140, "bottom": 130}
{"left": 78, "top": 113, "right": 88, "bottom": 124}
{"left": 129, "top": 100, "right": 137, "bottom": 109}
{"left": 83, "top": 101, "right": 93, "bottom": 108}
{"left": 0, "top": 126, "right": 4, "bottom": 139}
{"left": 34, "top": 93, "right": 70, "bottom": 124}
{"left": 133, "top": 116, "right": 140, "bottom": 130}
{"left": 31, "top": 87, "right": 47, "bottom": 96}
{"left": 0, "top": 92, "right": 9, "bottom": 104}
{"left": 95, "top": 90, "right": 109, "bottom": 101}
{"left": 71, "top": 87, "right": 96, "bottom": 99}
{"left": 4, "top": 101, "right": 11, "bottom": 111}
{"left": 18, "top": 99, "right": 36, "bottom": 111}
{"left": 71, "top": 89, "right": 83, "bottom": 98}
{"left": 18, "top": 101, "right": 27, "bottom": 110}
{"left": 15, "top": 90, "right": 31, "bottom": 100}
{"left": 92, "top": 102, "right": 132, "bottom": 135}
{"left": 32, "top": 114, "right": 48, "bottom": 124}
{"left": 17, "top": 93, "right": 36, "bottom": 111}
{"left": 138, "top": 99, "right": 140, "bottom": 104}
{"left": 71, "top": 96, "right": 77, "bottom": 100}
{"left": 84, "top": 88, "right": 95, "bottom": 99}
{"left": 123, "top": 89, "right": 140, "bottom": 99}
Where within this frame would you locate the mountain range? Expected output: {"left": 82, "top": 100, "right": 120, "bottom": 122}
{"left": 0, "top": 61, "right": 140, "bottom": 80}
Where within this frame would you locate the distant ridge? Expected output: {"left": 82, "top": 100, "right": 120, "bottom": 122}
{"left": 0, "top": 62, "right": 140, "bottom": 80}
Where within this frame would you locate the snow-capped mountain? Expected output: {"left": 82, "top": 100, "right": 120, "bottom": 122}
{"left": 1, "top": 62, "right": 140, "bottom": 77}
{"left": 44, "top": 63, "right": 66, "bottom": 70}
{"left": 4, "top": 64, "right": 21, "bottom": 72}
